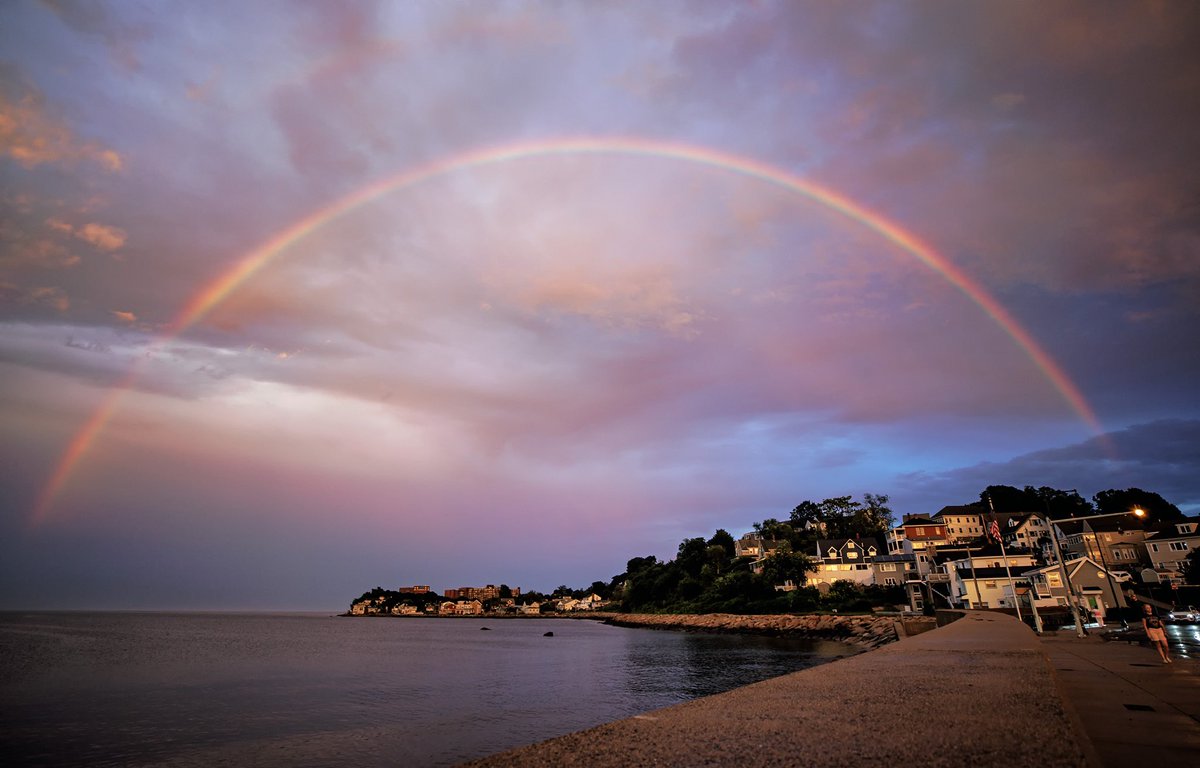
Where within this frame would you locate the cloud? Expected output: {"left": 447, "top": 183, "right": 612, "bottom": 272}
{"left": 74, "top": 222, "right": 127, "bottom": 252}
{"left": 111, "top": 310, "right": 135, "bottom": 323}
{"left": 0, "top": 67, "right": 124, "bottom": 171}
{"left": 0, "top": 283, "right": 69, "bottom": 312}
{"left": 897, "top": 419, "right": 1200, "bottom": 512}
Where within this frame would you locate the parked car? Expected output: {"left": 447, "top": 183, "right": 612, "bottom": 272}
{"left": 1107, "top": 571, "right": 1133, "bottom": 583}
{"left": 1165, "top": 605, "right": 1198, "bottom": 623}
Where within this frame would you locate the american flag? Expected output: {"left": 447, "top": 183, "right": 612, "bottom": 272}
{"left": 989, "top": 520, "right": 1002, "bottom": 541}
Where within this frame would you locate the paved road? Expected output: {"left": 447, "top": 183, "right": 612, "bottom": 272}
{"left": 1040, "top": 629, "right": 1199, "bottom": 767}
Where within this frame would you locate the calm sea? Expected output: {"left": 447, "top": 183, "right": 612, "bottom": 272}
{"left": 0, "top": 612, "right": 854, "bottom": 767}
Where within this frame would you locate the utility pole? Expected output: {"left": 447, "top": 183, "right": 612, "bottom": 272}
{"left": 1043, "top": 505, "right": 1087, "bottom": 638}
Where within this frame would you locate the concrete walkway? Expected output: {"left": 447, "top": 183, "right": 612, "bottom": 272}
{"left": 464, "top": 612, "right": 1093, "bottom": 767}
{"left": 1040, "top": 629, "right": 1199, "bottom": 767}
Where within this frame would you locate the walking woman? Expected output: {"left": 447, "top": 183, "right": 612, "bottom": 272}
{"left": 1142, "top": 604, "right": 1172, "bottom": 664}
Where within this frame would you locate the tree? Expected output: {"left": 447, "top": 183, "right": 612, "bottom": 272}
{"left": 818, "top": 496, "right": 861, "bottom": 538}
{"left": 676, "top": 537, "right": 709, "bottom": 579}
{"left": 707, "top": 529, "right": 736, "bottom": 558}
{"left": 979, "top": 485, "right": 1091, "bottom": 517}
{"left": 625, "top": 556, "right": 658, "bottom": 576}
{"left": 586, "top": 581, "right": 611, "bottom": 599}
{"left": 705, "top": 544, "right": 730, "bottom": 577}
{"left": 1093, "top": 488, "right": 1182, "bottom": 526}
{"left": 499, "top": 584, "right": 512, "bottom": 598}
{"left": 790, "top": 500, "right": 822, "bottom": 528}
{"left": 852, "top": 493, "right": 894, "bottom": 537}
{"left": 759, "top": 543, "right": 814, "bottom": 587}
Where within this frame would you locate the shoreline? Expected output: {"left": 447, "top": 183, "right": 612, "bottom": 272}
{"left": 340, "top": 610, "right": 927, "bottom": 649}
{"left": 585, "top": 612, "right": 918, "bottom": 649}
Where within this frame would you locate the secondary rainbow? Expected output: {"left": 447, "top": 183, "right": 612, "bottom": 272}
{"left": 32, "top": 136, "right": 1105, "bottom": 523}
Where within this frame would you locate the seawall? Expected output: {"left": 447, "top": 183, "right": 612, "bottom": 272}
{"left": 464, "top": 611, "right": 1088, "bottom": 767}
{"left": 587, "top": 612, "right": 913, "bottom": 649}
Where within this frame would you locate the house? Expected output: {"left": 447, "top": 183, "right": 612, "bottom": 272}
{"left": 871, "top": 553, "right": 917, "bottom": 588}
{"left": 735, "top": 533, "right": 783, "bottom": 559}
{"left": 807, "top": 537, "right": 884, "bottom": 588}
{"left": 517, "top": 602, "right": 542, "bottom": 615}
{"left": 991, "top": 513, "right": 1053, "bottom": 554}
{"left": 948, "top": 566, "right": 1028, "bottom": 610}
{"left": 886, "top": 516, "right": 951, "bottom": 575}
{"left": 1141, "top": 516, "right": 1199, "bottom": 579}
{"left": 941, "top": 548, "right": 1036, "bottom": 610}
{"left": 438, "top": 599, "right": 484, "bottom": 615}
{"left": 1054, "top": 517, "right": 1149, "bottom": 572}
{"left": 932, "top": 505, "right": 986, "bottom": 543}
{"left": 1021, "top": 557, "right": 1129, "bottom": 619}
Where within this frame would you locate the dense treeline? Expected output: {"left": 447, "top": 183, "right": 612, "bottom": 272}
{"left": 604, "top": 493, "right": 903, "bottom": 614}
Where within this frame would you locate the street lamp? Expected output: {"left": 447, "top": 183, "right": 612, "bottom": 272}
{"left": 1041, "top": 506, "right": 1146, "bottom": 638}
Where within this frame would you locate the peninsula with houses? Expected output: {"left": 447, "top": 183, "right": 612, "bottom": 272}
{"left": 349, "top": 485, "right": 1200, "bottom": 631}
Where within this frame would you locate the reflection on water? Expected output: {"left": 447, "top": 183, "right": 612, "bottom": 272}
{"left": 0, "top": 612, "right": 852, "bottom": 767}
{"left": 1166, "top": 623, "right": 1200, "bottom": 659}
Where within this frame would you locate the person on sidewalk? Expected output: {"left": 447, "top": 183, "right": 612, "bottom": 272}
{"left": 1141, "top": 604, "right": 1172, "bottom": 663}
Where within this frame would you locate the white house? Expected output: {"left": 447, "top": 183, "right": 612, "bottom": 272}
{"left": 1142, "top": 516, "right": 1199, "bottom": 579}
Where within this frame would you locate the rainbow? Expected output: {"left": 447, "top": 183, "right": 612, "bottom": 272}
{"left": 32, "top": 136, "right": 1105, "bottom": 523}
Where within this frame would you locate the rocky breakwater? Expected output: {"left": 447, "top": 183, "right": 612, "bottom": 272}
{"left": 592, "top": 613, "right": 909, "bottom": 649}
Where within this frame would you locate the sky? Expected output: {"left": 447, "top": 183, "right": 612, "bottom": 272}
{"left": 2, "top": 1, "right": 1198, "bottom": 611}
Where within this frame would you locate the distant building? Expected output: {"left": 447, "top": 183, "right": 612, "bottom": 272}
{"left": 443, "top": 585, "right": 520, "bottom": 601}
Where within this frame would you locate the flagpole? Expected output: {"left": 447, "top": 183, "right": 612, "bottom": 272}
{"left": 987, "top": 495, "right": 1023, "bottom": 624}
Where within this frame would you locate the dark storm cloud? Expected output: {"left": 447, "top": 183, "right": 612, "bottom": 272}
{"left": 898, "top": 419, "right": 1200, "bottom": 512}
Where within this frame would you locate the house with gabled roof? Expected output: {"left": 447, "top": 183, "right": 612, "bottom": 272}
{"left": 1141, "top": 516, "right": 1199, "bottom": 580}
{"left": 806, "top": 536, "right": 884, "bottom": 589}
{"left": 1021, "top": 556, "right": 1128, "bottom": 619}
{"left": 941, "top": 547, "right": 1037, "bottom": 610}
{"left": 948, "top": 565, "right": 1029, "bottom": 610}
{"left": 1054, "top": 517, "right": 1149, "bottom": 572}
{"left": 735, "top": 533, "right": 783, "bottom": 560}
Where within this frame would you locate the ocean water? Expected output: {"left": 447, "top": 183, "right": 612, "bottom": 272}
{"left": 0, "top": 612, "right": 854, "bottom": 767}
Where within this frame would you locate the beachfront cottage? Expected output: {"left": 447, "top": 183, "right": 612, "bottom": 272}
{"left": 390, "top": 604, "right": 420, "bottom": 615}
